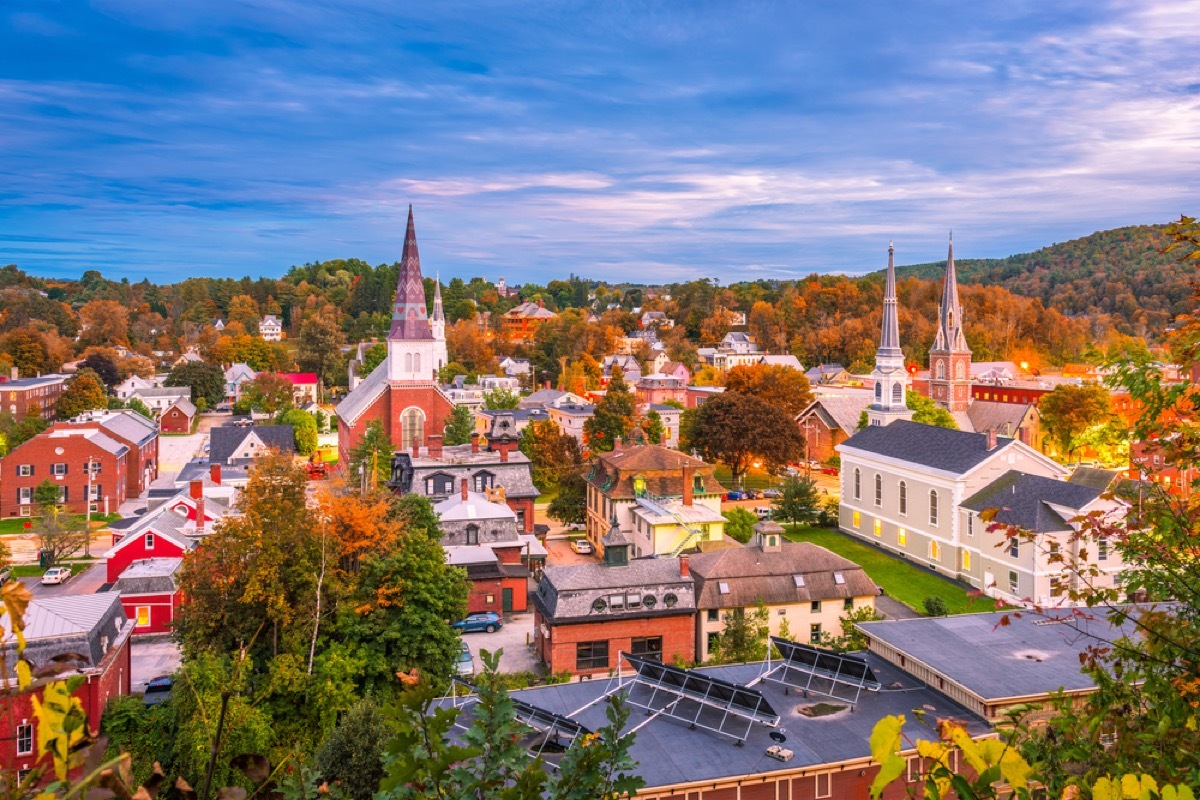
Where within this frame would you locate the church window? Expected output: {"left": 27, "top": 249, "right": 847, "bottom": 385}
{"left": 936, "top": 361, "right": 946, "bottom": 380}
{"left": 929, "top": 540, "right": 941, "bottom": 561}
{"left": 853, "top": 469, "right": 861, "bottom": 500}
{"left": 929, "top": 490, "right": 939, "bottom": 526}
{"left": 956, "top": 362, "right": 965, "bottom": 379}
{"left": 404, "top": 353, "right": 413, "bottom": 372}
{"left": 414, "top": 352, "right": 421, "bottom": 374}
{"left": 892, "top": 382, "right": 903, "bottom": 404}
{"left": 899, "top": 481, "right": 907, "bottom": 515}
{"left": 875, "top": 381, "right": 882, "bottom": 400}
{"left": 400, "top": 408, "right": 425, "bottom": 451}
{"left": 874, "top": 474, "right": 882, "bottom": 507}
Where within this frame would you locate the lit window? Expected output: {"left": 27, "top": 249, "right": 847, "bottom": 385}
{"left": 873, "top": 518, "right": 882, "bottom": 537}
{"left": 898, "top": 528, "right": 907, "bottom": 546}
{"left": 929, "top": 541, "right": 941, "bottom": 561}
{"left": 962, "top": 550, "right": 971, "bottom": 570}
{"left": 809, "top": 623, "right": 822, "bottom": 643}
{"left": 853, "top": 510, "right": 861, "bottom": 528}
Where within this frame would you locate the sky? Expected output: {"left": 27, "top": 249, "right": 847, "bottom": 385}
{"left": 2, "top": 1, "right": 1198, "bottom": 285}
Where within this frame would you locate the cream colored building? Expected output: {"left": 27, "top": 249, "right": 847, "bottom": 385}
{"left": 689, "top": 524, "right": 878, "bottom": 662}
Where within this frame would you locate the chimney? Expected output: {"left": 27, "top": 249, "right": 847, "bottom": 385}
{"left": 499, "top": 446, "right": 509, "bottom": 463}
{"left": 470, "top": 433, "right": 480, "bottom": 453}
{"left": 412, "top": 441, "right": 420, "bottom": 457}
{"left": 682, "top": 465, "right": 694, "bottom": 506}
{"left": 537, "top": 298, "right": 544, "bottom": 308}
{"left": 679, "top": 554, "right": 690, "bottom": 578}
{"left": 986, "top": 429, "right": 998, "bottom": 450}
{"left": 428, "top": 434, "right": 443, "bottom": 459}
{"left": 189, "top": 480, "right": 203, "bottom": 500}
{"left": 210, "top": 463, "right": 221, "bottom": 485}
{"left": 195, "top": 493, "right": 206, "bottom": 535}
{"left": 461, "top": 478, "right": 469, "bottom": 501}
{"left": 9, "top": 367, "right": 16, "bottom": 381}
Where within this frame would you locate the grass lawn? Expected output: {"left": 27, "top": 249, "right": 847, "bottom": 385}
{"left": 781, "top": 525, "right": 997, "bottom": 616}
{"left": 0, "top": 512, "right": 122, "bottom": 536}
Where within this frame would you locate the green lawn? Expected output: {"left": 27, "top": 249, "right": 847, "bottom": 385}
{"left": 780, "top": 525, "right": 998, "bottom": 616}
{"left": 0, "top": 512, "right": 122, "bottom": 536}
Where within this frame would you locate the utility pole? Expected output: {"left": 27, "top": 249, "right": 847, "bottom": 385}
{"left": 84, "top": 455, "right": 94, "bottom": 558}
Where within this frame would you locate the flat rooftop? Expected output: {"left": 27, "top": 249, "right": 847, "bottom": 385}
{"left": 437, "top": 654, "right": 990, "bottom": 790}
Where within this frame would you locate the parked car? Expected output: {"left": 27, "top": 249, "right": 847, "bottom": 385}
{"left": 143, "top": 675, "right": 173, "bottom": 706}
{"left": 564, "top": 522, "right": 585, "bottom": 531}
{"left": 570, "top": 539, "right": 594, "bottom": 555}
{"left": 724, "top": 490, "right": 748, "bottom": 501}
{"left": 41, "top": 567, "right": 72, "bottom": 585}
{"left": 456, "top": 643, "right": 475, "bottom": 677}
{"left": 746, "top": 489, "right": 764, "bottom": 500}
{"left": 754, "top": 506, "right": 773, "bottom": 519}
{"left": 761, "top": 489, "right": 782, "bottom": 499}
{"left": 453, "top": 612, "right": 503, "bottom": 634}
{"left": 0, "top": 567, "right": 11, "bottom": 585}
{"left": 820, "top": 466, "right": 840, "bottom": 476}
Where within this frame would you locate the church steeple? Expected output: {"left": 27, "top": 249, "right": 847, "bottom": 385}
{"left": 388, "top": 205, "right": 433, "bottom": 341}
{"left": 431, "top": 272, "right": 445, "bottom": 341}
{"left": 867, "top": 242, "right": 912, "bottom": 427}
{"left": 929, "top": 233, "right": 972, "bottom": 412}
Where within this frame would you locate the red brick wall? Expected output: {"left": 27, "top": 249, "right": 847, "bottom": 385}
{"left": 535, "top": 612, "right": 695, "bottom": 676}
{"left": 507, "top": 496, "right": 536, "bottom": 533}
{"left": 624, "top": 758, "right": 928, "bottom": 799}
{"left": 88, "top": 422, "right": 158, "bottom": 498}
{"left": 0, "top": 380, "right": 65, "bottom": 423}
{"left": 467, "top": 576, "right": 505, "bottom": 614}
{"left": 0, "top": 435, "right": 127, "bottom": 518}
{"left": 160, "top": 407, "right": 192, "bottom": 434}
{"left": 337, "top": 384, "right": 455, "bottom": 468}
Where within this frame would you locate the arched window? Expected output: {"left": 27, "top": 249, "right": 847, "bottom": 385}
{"left": 955, "top": 362, "right": 965, "bottom": 379}
{"left": 929, "top": 490, "right": 939, "bottom": 526}
{"left": 400, "top": 407, "right": 425, "bottom": 450}
{"left": 466, "top": 525, "right": 479, "bottom": 545}
{"left": 874, "top": 474, "right": 882, "bottom": 507}
{"left": 404, "top": 352, "right": 413, "bottom": 373}
{"left": 899, "top": 481, "right": 907, "bottom": 515}
{"left": 414, "top": 352, "right": 421, "bottom": 374}
{"left": 936, "top": 361, "right": 946, "bottom": 379}
{"left": 853, "top": 469, "right": 861, "bottom": 500}
{"left": 892, "top": 382, "right": 903, "bottom": 403}
{"left": 874, "top": 381, "right": 882, "bottom": 400}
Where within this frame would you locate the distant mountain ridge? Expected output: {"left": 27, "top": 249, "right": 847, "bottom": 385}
{"left": 891, "top": 224, "right": 1190, "bottom": 336}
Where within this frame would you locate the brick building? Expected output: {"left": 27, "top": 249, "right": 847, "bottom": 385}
{"left": 336, "top": 207, "right": 454, "bottom": 463}
{"left": 634, "top": 375, "right": 688, "bottom": 406}
{"left": 501, "top": 299, "right": 557, "bottom": 344}
{"left": 435, "top": 479, "right": 530, "bottom": 613}
{"left": 532, "top": 535, "right": 696, "bottom": 676}
{"left": 65, "top": 410, "right": 159, "bottom": 499}
{"left": 0, "top": 426, "right": 129, "bottom": 518}
{"left": 0, "top": 372, "right": 68, "bottom": 422}
{"left": 1, "top": 594, "right": 133, "bottom": 778}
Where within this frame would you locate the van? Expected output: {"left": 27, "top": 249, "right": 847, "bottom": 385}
{"left": 754, "top": 506, "right": 773, "bottom": 520}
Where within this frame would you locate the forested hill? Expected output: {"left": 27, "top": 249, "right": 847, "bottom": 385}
{"left": 894, "top": 224, "right": 1189, "bottom": 337}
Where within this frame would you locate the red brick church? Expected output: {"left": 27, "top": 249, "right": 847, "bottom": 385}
{"left": 337, "top": 207, "right": 454, "bottom": 462}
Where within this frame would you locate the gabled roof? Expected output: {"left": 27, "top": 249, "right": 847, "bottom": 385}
{"left": 88, "top": 410, "right": 157, "bottom": 446}
{"left": 104, "top": 506, "right": 197, "bottom": 557}
{"left": 434, "top": 490, "right": 517, "bottom": 523}
{"left": 1068, "top": 467, "right": 1120, "bottom": 491}
{"left": 505, "top": 301, "right": 558, "bottom": 320}
{"left": 798, "top": 395, "right": 871, "bottom": 434}
{"left": 166, "top": 398, "right": 197, "bottom": 418}
{"left": 840, "top": 419, "right": 1017, "bottom": 475}
{"left": 758, "top": 355, "right": 804, "bottom": 370}
{"left": 690, "top": 542, "right": 876, "bottom": 609}
{"left": 336, "top": 360, "right": 388, "bottom": 425}
{"left": 961, "top": 470, "right": 1106, "bottom": 533}
{"left": 225, "top": 363, "right": 257, "bottom": 381}
{"left": 966, "top": 400, "right": 1034, "bottom": 437}
{"left": 115, "top": 557, "right": 182, "bottom": 595}
{"left": 209, "top": 424, "right": 295, "bottom": 465}
{"left": 3, "top": 594, "right": 130, "bottom": 672}
{"left": 260, "top": 314, "right": 281, "bottom": 326}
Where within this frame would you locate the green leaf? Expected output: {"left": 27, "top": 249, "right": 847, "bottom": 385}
{"left": 868, "top": 715, "right": 906, "bottom": 800}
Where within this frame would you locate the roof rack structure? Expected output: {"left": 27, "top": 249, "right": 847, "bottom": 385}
{"left": 449, "top": 678, "right": 592, "bottom": 760}
{"left": 757, "top": 637, "right": 882, "bottom": 706}
{"left": 619, "top": 653, "right": 780, "bottom": 745}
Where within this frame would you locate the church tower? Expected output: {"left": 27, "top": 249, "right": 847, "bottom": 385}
{"left": 928, "top": 234, "right": 972, "bottom": 412}
{"left": 867, "top": 243, "right": 913, "bottom": 427}
{"left": 386, "top": 206, "right": 449, "bottom": 382}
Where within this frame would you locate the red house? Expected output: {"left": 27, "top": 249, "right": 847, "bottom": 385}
{"left": 0, "top": 372, "right": 67, "bottom": 423}
{"left": 159, "top": 398, "right": 196, "bottom": 434}
{"left": 1, "top": 594, "right": 133, "bottom": 778}
{"left": 277, "top": 372, "right": 319, "bottom": 405}
{"left": 113, "top": 558, "right": 182, "bottom": 634}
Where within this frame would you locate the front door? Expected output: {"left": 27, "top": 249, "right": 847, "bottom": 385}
{"left": 502, "top": 587, "right": 514, "bottom": 612}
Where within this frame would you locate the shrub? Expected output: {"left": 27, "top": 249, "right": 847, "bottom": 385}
{"left": 315, "top": 699, "right": 389, "bottom": 800}
{"left": 923, "top": 596, "right": 950, "bottom": 617}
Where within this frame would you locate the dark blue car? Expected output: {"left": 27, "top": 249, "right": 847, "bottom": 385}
{"left": 143, "top": 675, "right": 173, "bottom": 706}
{"left": 453, "top": 612, "right": 503, "bottom": 634}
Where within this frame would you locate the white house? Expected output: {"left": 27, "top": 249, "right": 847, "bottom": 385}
{"left": 259, "top": 315, "right": 283, "bottom": 341}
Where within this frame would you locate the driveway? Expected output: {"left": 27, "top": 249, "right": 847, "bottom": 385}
{"left": 545, "top": 538, "right": 600, "bottom": 567}
{"left": 21, "top": 562, "right": 106, "bottom": 599}
{"left": 460, "top": 610, "right": 538, "bottom": 675}
{"left": 157, "top": 431, "right": 205, "bottom": 479}
{"left": 130, "top": 638, "right": 182, "bottom": 692}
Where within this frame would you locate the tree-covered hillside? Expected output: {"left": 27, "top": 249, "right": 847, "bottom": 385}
{"left": 895, "top": 224, "right": 1186, "bottom": 337}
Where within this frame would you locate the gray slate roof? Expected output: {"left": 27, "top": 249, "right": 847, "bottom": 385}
{"left": 536, "top": 558, "right": 695, "bottom": 621}
{"left": 166, "top": 398, "right": 197, "bottom": 417}
{"left": 335, "top": 360, "right": 387, "bottom": 424}
{"left": 690, "top": 542, "right": 877, "bottom": 609}
{"left": 209, "top": 424, "right": 295, "bottom": 465}
{"left": 87, "top": 431, "right": 130, "bottom": 457}
{"left": 966, "top": 400, "right": 1033, "bottom": 437}
{"left": 115, "top": 557, "right": 182, "bottom": 594}
{"left": 1068, "top": 467, "right": 1120, "bottom": 491}
{"left": 961, "top": 470, "right": 1103, "bottom": 533}
{"left": 858, "top": 607, "right": 1148, "bottom": 700}
{"left": 96, "top": 410, "right": 158, "bottom": 446}
{"left": 841, "top": 419, "right": 1015, "bottom": 475}
{"left": 1, "top": 594, "right": 129, "bottom": 675}
{"left": 799, "top": 395, "right": 872, "bottom": 433}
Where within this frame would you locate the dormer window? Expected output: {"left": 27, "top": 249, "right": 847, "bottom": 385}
{"left": 793, "top": 575, "right": 806, "bottom": 588}
{"left": 718, "top": 582, "right": 730, "bottom": 595}
{"left": 474, "top": 471, "right": 495, "bottom": 492}
{"left": 833, "top": 572, "right": 845, "bottom": 585}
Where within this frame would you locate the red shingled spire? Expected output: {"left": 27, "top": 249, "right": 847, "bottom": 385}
{"left": 388, "top": 205, "right": 433, "bottom": 341}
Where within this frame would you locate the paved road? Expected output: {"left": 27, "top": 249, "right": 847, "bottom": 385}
{"left": 461, "top": 611, "right": 538, "bottom": 675}
{"left": 21, "top": 562, "right": 107, "bottom": 599}
{"left": 157, "top": 431, "right": 205, "bottom": 478}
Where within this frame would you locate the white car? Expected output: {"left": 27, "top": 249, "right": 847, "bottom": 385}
{"left": 570, "top": 539, "right": 594, "bottom": 555}
{"left": 41, "top": 567, "right": 72, "bottom": 585}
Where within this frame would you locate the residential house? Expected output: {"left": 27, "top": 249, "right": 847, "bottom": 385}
{"left": 212, "top": 318, "right": 226, "bottom": 331}
{"left": 277, "top": 372, "right": 319, "bottom": 404}
{"left": 0, "top": 372, "right": 68, "bottom": 422}
{"left": 128, "top": 386, "right": 191, "bottom": 414}
{"left": 474, "top": 407, "right": 550, "bottom": 437}
{"left": 647, "top": 403, "right": 682, "bottom": 449}
{"left": 502, "top": 300, "right": 557, "bottom": 343}
{"left": 533, "top": 534, "right": 696, "bottom": 676}
{"left": 965, "top": 400, "right": 1041, "bottom": 451}
{"left": 658, "top": 360, "right": 691, "bottom": 383}
{"left": 758, "top": 354, "right": 805, "bottom": 371}
{"left": 160, "top": 399, "right": 196, "bottom": 434}
{"left": 805, "top": 363, "right": 852, "bottom": 385}
{"left": 209, "top": 424, "right": 295, "bottom": 465}
{"left": 545, "top": 403, "right": 595, "bottom": 444}
{"left": 66, "top": 410, "right": 159, "bottom": 498}
{"left": 389, "top": 414, "right": 540, "bottom": 532}
{"left": 499, "top": 356, "right": 531, "bottom": 377}
{"left": 441, "top": 377, "right": 486, "bottom": 410}
{"left": 640, "top": 310, "right": 673, "bottom": 329}
{"left": 519, "top": 389, "right": 588, "bottom": 410}
{"left": 635, "top": 374, "right": 688, "bottom": 407}
{"left": 601, "top": 354, "right": 642, "bottom": 385}
{"left": 795, "top": 395, "right": 872, "bottom": 464}
{"left": 259, "top": 314, "right": 283, "bottom": 341}
{"left": 114, "top": 374, "right": 157, "bottom": 401}
{"left": 649, "top": 351, "right": 672, "bottom": 375}
{"left": 711, "top": 332, "right": 762, "bottom": 370}
{"left": 435, "top": 481, "right": 529, "bottom": 613}
{"left": 583, "top": 443, "right": 725, "bottom": 558}
{"left": 0, "top": 426, "right": 129, "bottom": 517}
{"left": 1, "top": 595, "right": 133, "bottom": 777}
{"left": 684, "top": 385, "right": 724, "bottom": 409}
{"left": 690, "top": 523, "right": 878, "bottom": 661}
{"left": 478, "top": 374, "right": 521, "bottom": 391}
{"left": 224, "top": 363, "right": 257, "bottom": 403}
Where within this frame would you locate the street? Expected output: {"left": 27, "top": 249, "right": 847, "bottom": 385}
{"left": 20, "top": 561, "right": 107, "bottom": 598}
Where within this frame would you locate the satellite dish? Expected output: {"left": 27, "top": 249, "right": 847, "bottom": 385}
{"left": 769, "top": 731, "right": 787, "bottom": 744}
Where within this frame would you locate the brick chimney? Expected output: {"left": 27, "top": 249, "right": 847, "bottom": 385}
{"left": 499, "top": 446, "right": 509, "bottom": 463}
{"left": 428, "top": 434, "right": 444, "bottom": 459}
{"left": 189, "top": 480, "right": 203, "bottom": 500}
{"left": 461, "top": 478, "right": 469, "bottom": 501}
{"left": 210, "top": 464, "right": 221, "bottom": 485}
{"left": 986, "top": 429, "right": 998, "bottom": 450}
{"left": 195, "top": 493, "right": 206, "bottom": 535}
{"left": 679, "top": 554, "right": 690, "bottom": 578}
{"left": 682, "top": 465, "right": 694, "bottom": 506}
{"left": 412, "top": 440, "right": 420, "bottom": 457}
{"left": 470, "top": 433, "right": 480, "bottom": 454}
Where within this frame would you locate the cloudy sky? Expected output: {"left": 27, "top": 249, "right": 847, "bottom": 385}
{"left": 2, "top": 1, "right": 1198, "bottom": 284}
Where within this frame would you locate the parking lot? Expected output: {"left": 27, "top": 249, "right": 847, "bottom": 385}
{"left": 460, "top": 610, "right": 538, "bottom": 675}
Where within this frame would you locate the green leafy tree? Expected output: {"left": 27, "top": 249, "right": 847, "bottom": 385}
{"left": 640, "top": 409, "right": 664, "bottom": 445}
{"left": 773, "top": 476, "right": 822, "bottom": 526}
{"left": 483, "top": 387, "right": 521, "bottom": 410}
{"left": 584, "top": 370, "right": 637, "bottom": 452}
{"left": 279, "top": 408, "right": 319, "bottom": 455}
{"left": 243, "top": 372, "right": 296, "bottom": 416}
{"left": 906, "top": 390, "right": 958, "bottom": 429}
{"left": 34, "top": 478, "right": 61, "bottom": 514}
{"left": 520, "top": 420, "right": 583, "bottom": 492}
{"left": 79, "top": 353, "right": 120, "bottom": 388}
{"left": 298, "top": 310, "right": 347, "bottom": 389}
{"left": 55, "top": 370, "right": 108, "bottom": 418}
{"left": 377, "top": 651, "right": 643, "bottom": 800}
{"left": 166, "top": 361, "right": 226, "bottom": 407}
{"left": 315, "top": 699, "right": 388, "bottom": 800}
{"left": 721, "top": 507, "right": 758, "bottom": 543}
{"left": 680, "top": 392, "right": 804, "bottom": 484}
{"left": 359, "top": 342, "right": 388, "bottom": 376}
{"left": 35, "top": 508, "right": 89, "bottom": 565}
{"left": 349, "top": 421, "right": 394, "bottom": 489}
{"left": 710, "top": 602, "right": 770, "bottom": 665}
{"left": 816, "top": 605, "right": 884, "bottom": 653}
{"left": 443, "top": 404, "right": 476, "bottom": 446}
{"left": 547, "top": 471, "right": 588, "bottom": 526}
{"left": 0, "top": 411, "right": 48, "bottom": 455}
{"left": 437, "top": 360, "right": 472, "bottom": 384}
{"left": 126, "top": 397, "right": 154, "bottom": 420}
{"left": 1038, "top": 383, "right": 1112, "bottom": 460}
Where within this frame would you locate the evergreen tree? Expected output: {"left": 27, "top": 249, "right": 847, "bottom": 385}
{"left": 166, "top": 361, "right": 226, "bottom": 407}
{"left": 349, "top": 421, "right": 394, "bottom": 489}
{"left": 774, "top": 476, "right": 822, "bottom": 526}
{"left": 443, "top": 404, "right": 475, "bottom": 446}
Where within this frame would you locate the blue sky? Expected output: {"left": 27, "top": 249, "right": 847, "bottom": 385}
{"left": 2, "top": 1, "right": 1198, "bottom": 285}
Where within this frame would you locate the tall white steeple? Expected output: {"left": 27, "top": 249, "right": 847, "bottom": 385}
{"left": 431, "top": 272, "right": 446, "bottom": 342}
{"left": 867, "top": 242, "right": 913, "bottom": 427}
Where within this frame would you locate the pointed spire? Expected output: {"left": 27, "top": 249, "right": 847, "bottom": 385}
{"left": 388, "top": 205, "right": 433, "bottom": 340}
{"left": 878, "top": 241, "right": 902, "bottom": 357}
{"left": 933, "top": 232, "right": 969, "bottom": 353}
{"left": 432, "top": 272, "right": 444, "bottom": 323}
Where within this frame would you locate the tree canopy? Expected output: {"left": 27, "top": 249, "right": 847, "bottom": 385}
{"left": 681, "top": 391, "right": 805, "bottom": 484}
